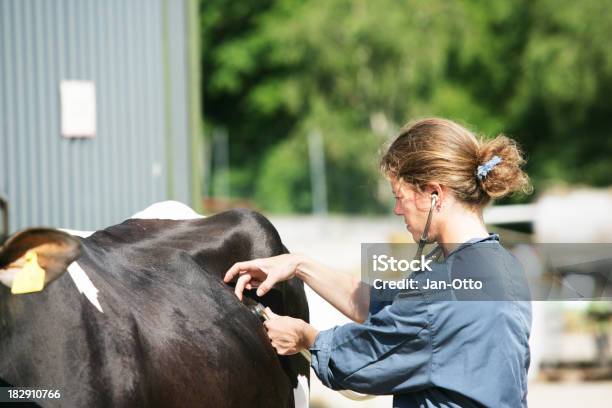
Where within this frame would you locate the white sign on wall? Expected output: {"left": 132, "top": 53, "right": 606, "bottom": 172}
{"left": 60, "top": 80, "right": 96, "bottom": 138}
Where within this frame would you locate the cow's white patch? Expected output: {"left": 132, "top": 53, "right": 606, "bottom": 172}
{"left": 58, "top": 202, "right": 203, "bottom": 238}
{"left": 130, "top": 200, "right": 205, "bottom": 220}
{"left": 293, "top": 374, "right": 309, "bottom": 408}
{"left": 58, "top": 228, "right": 95, "bottom": 238}
{"left": 67, "top": 262, "right": 103, "bottom": 313}
{"left": 0, "top": 267, "right": 19, "bottom": 288}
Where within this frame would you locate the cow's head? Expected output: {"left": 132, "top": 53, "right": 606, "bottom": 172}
{"left": 0, "top": 229, "right": 81, "bottom": 294}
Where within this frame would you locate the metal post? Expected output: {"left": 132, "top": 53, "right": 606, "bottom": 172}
{"left": 185, "top": 0, "right": 204, "bottom": 212}
{"left": 0, "top": 195, "right": 8, "bottom": 242}
{"left": 213, "top": 127, "right": 230, "bottom": 199}
{"left": 308, "top": 130, "right": 328, "bottom": 215}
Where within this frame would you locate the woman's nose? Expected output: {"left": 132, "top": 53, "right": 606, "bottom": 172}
{"left": 394, "top": 200, "right": 403, "bottom": 215}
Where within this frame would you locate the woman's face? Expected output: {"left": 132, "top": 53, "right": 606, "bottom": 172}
{"left": 390, "top": 178, "right": 434, "bottom": 243}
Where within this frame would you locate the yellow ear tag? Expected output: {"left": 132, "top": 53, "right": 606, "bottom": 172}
{"left": 11, "top": 250, "right": 46, "bottom": 295}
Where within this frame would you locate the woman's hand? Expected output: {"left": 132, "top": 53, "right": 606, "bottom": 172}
{"left": 225, "top": 253, "right": 370, "bottom": 323}
{"left": 223, "top": 254, "right": 302, "bottom": 300}
{"left": 263, "top": 308, "right": 319, "bottom": 355}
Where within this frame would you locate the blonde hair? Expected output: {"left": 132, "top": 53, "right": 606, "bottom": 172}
{"left": 380, "top": 118, "right": 532, "bottom": 208}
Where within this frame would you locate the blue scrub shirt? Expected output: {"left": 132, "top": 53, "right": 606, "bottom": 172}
{"left": 310, "top": 234, "right": 532, "bottom": 408}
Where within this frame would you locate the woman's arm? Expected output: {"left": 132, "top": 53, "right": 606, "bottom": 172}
{"left": 295, "top": 256, "right": 370, "bottom": 323}
{"left": 310, "top": 298, "right": 432, "bottom": 395}
{"left": 223, "top": 253, "right": 370, "bottom": 323}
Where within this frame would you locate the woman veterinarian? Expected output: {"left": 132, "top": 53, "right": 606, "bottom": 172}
{"left": 224, "top": 118, "right": 533, "bottom": 408}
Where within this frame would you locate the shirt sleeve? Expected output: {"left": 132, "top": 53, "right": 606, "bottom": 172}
{"left": 367, "top": 284, "right": 397, "bottom": 316}
{"left": 309, "top": 292, "right": 432, "bottom": 394}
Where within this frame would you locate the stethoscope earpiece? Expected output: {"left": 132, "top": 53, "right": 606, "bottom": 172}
{"left": 430, "top": 192, "right": 438, "bottom": 207}
{"left": 414, "top": 191, "right": 439, "bottom": 260}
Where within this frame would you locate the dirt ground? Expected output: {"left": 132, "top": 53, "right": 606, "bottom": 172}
{"left": 527, "top": 381, "right": 612, "bottom": 407}
{"left": 308, "top": 379, "right": 612, "bottom": 407}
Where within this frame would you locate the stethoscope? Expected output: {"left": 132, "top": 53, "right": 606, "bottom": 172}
{"left": 414, "top": 191, "right": 443, "bottom": 262}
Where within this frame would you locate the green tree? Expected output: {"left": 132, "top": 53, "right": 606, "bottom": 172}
{"left": 201, "top": 0, "right": 612, "bottom": 213}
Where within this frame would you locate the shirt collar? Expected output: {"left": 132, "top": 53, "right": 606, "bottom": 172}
{"left": 441, "top": 233, "right": 500, "bottom": 260}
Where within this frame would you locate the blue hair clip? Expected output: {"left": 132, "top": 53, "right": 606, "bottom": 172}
{"left": 476, "top": 155, "right": 502, "bottom": 180}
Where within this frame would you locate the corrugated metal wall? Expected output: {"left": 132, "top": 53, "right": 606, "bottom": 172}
{"left": 0, "top": 0, "right": 196, "bottom": 233}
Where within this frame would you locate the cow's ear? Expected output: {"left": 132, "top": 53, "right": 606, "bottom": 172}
{"left": 0, "top": 229, "right": 81, "bottom": 293}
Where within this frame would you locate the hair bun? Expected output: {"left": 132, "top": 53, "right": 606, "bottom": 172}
{"left": 477, "top": 135, "right": 532, "bottom": 199}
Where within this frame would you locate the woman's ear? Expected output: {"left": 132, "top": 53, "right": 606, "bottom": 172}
{"left": 422, "top": 183, "right": 444, "bottom": 210}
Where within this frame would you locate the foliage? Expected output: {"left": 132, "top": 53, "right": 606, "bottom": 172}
{"left": 201, "top": 0, "right": 612, "bottom": 213}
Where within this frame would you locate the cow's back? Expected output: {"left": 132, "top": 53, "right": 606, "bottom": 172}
{"left": 1, "top": 209, "right": 309, "bottom": 408}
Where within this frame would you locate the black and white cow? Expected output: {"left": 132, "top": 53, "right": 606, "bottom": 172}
{"left": 0, "top": 202, "right": 309, "bottom": 407}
